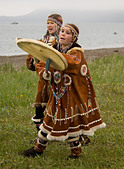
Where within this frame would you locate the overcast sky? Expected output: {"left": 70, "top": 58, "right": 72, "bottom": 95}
{"left": 0, "top": 0, "right": 124, "bottom": 16}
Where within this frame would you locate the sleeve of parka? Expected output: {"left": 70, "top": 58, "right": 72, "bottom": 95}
{"left": 26, "top": 54, "right": 35, "bottom": 71}
{"left": 64, "top": 47, "right": 92, "bottom": 80}
{"left": 61, "top": 47, "right": 83, "bottom": 70}
{"left": 35, "top": 61, "right": 46, "bottom": 75}
{"left": 35, "top": 61, "right": 54, "bottom": 78}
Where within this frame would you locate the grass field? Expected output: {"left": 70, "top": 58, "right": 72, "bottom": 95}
{"left": 0, "top": 54, "right": 123, "bottom": 169}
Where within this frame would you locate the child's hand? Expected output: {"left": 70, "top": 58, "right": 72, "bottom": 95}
{"left": 34, "top": 58, "right": 39, "bottom": 65}
{"left": 29, "top": 58, "right": 35, "bottom": 71}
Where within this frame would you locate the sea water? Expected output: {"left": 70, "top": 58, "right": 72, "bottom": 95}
{"left": 0, "top": 21, "right": 124, "bottom": 56}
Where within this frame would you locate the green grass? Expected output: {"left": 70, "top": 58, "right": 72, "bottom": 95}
{"left": 0, "top": 55, "right": 123, "bottom": 169}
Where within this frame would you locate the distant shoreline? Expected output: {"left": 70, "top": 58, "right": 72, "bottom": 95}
{"left": 0, "top": 47, "right": 124, "bottom": 69}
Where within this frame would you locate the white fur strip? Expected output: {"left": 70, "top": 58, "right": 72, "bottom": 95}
{"left": 43, "top": 118, "right": 104, "bottom": 133}
{"left": 38, "top": 130, "right": 48, "bottom": 141}
{"left": 71, "top": 143, "right": 81, "bottom": 149}
{"left": 31, "top": 115, "right": 41, "bottom": 122}
{"left": 41, "top": 122, "right": 106, "bottom": 141}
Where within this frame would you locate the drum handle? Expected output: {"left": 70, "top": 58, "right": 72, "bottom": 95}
{"left": 45, "top": 58, "right": 51, "bottom": 71}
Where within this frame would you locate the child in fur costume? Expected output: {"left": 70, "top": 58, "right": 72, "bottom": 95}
{"left": 26, "top": 14, "right": 89, "bottom": 145}
{"left": 23, "top": 23, "right": 106, "bottom": 158}
{"left": 26, "top": 14, "right": 63, "bottom": 131}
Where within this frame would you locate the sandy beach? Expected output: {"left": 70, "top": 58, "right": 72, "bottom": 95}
{"left": 0, "top": 47, "right": 124, "bottom": 69}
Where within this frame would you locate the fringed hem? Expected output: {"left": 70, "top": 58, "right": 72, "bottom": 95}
{"left": 46, "top": 106, "right": 98, "bottom": 121}
{"left": 40, "top": 122, "right": 106, "bottom": 142}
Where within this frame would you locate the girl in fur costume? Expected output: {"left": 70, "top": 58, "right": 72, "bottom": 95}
{"left": 26, "top": 14, "right": 63, "bottom": 131}
{"left": 23, "top": 23, "right": 106, "bottom": 158}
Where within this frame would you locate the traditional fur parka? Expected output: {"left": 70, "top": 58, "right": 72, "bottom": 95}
{"left": 35, "top": 45, "right": 106, "bottom": 141}
{"left": 26, "top": 34, "right": 59, "bottom": 107}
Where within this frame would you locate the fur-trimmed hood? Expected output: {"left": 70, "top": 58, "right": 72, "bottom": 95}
{"left": 67, "top": 47, "right": 84, "bottom": 54}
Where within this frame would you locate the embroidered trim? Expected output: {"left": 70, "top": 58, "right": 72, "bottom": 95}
{"left": 40, "top": 123, "right": 106, "bottom": 141}
{"left": 63, "top": 74, "right": 72, "bottom": 86}
{"left": 47, "top": 18, "right": 62, "bottom": 27}
{"left": 80, "top": 64, "right": 87, "bottom": 76}
{"left": 54, "top": 71, "right": 61, "bottom": 84}
{"left": 64, "top": 24, "right": 78, "bottom": 37}
{"left": 46, "top": 107, "right": 98, "bottom": 121}
{"left": 49, "top": 82, "right": 68, "bottom": 100}
{"left": 69, "top": 54, "right": 81, "bottom": 61}
{"left": 43, "top": 118, "right": 104, "bottom": 134}
{"left": 43, "top": 70, "right": 51, "bottom": 81}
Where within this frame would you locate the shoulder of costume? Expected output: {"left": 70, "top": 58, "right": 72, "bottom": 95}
{"left": 67, "top": 47, "right": 84, "bottom": 54}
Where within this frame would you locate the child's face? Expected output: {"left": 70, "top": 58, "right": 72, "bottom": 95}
{"left": 47, "top": 21, "right": 57, "bottom": 34}
{"left": 59, "top": 26, "right": 73, "bottom": 48}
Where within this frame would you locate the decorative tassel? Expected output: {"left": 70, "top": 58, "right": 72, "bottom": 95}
{"left": 88, "top": 99, "right": 92, "bottom": 108}
{"left": 65, "top": 108, "right": 67, "bottom": 124}
{"left": 85, "top": 103, "right": 89, "bottom": 118}
{"left": 75, "top": 105, "right": 78, "bottom": 120}
{"left": 54, "top": 108, "right": 58, "bottom": 118}
{"left": 53, "top": 107, "right": 58, "bottom": 124}
{"left": 49, "top": 104, "right": 54, "bottom": 122}
{"left": 71, "top": 107, "right": 73, "bottom": 122}
{"left": 92, "top": 110, "right": 95, "bottom": 115}
{"left": 75, "top": 105, "right": 78, "bottom": 114}
{"left": 60, "top": 109, "right": 61, "bottom": 126}
{"left": 41, "top": 84, "right": 46, "bottom": 97}
{"left": 54, "top": 119, "right": 57, "bottom": 125}
{"left": 80, "top": 104, "right": 85, "bottom": 113}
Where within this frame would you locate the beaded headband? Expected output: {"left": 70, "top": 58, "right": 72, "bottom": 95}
{"left": 47, "top": 17, "right": 62, "bottom": 27}
{"left": 64, "top": 24, "right": 79, "bottom": 38}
